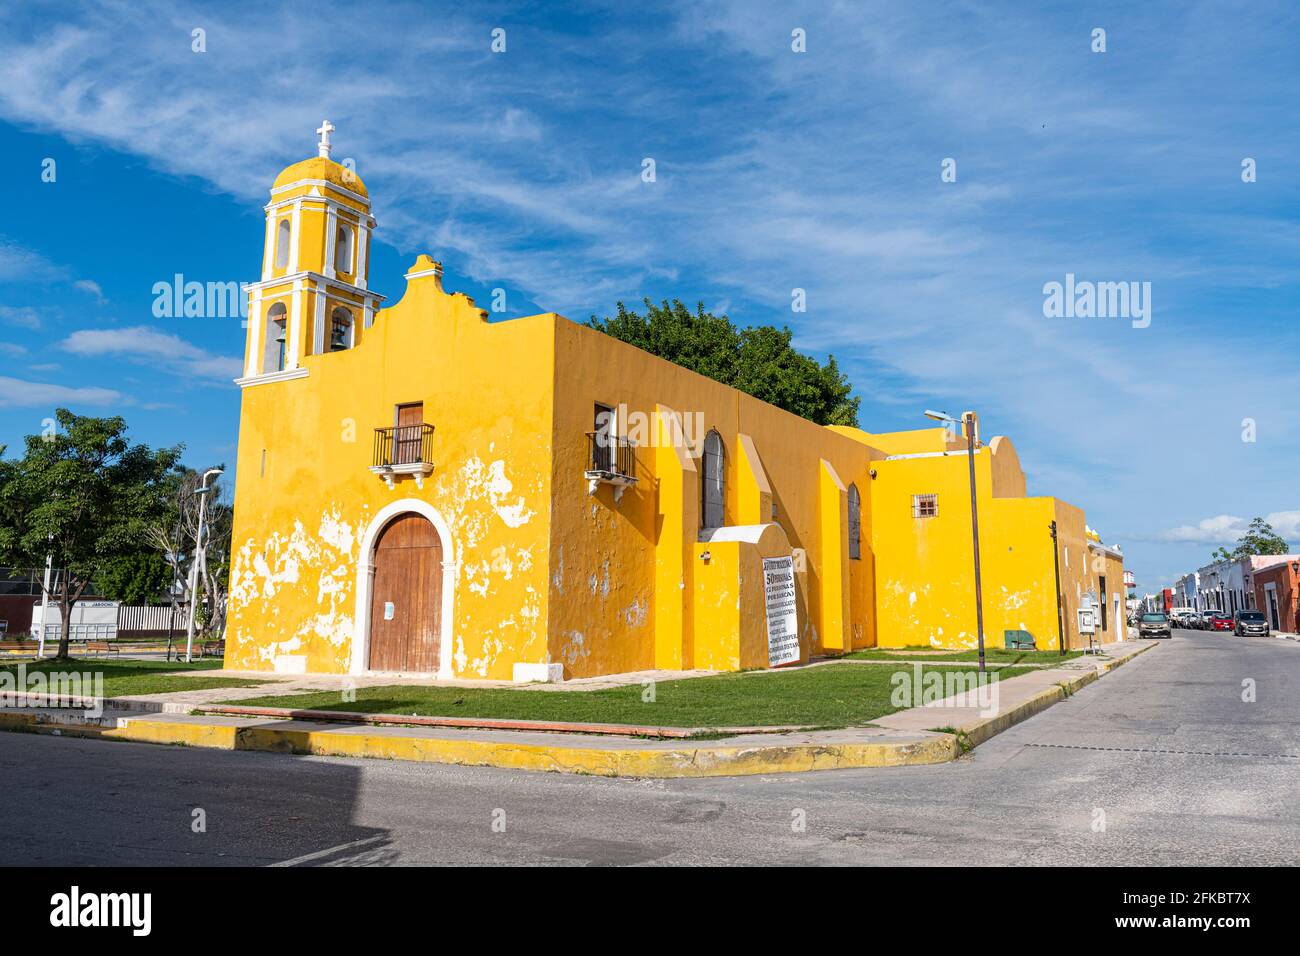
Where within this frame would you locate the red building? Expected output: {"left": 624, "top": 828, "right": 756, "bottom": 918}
{"left": 1252, "top": 559, "right": 1300, "bottom": 634}
{"left": 0, "top": 567, "right": 44, "bottom": 637}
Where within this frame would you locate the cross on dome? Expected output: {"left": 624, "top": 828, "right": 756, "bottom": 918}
{"left": 316, "top": 120, "right": 335, "bottom": 158}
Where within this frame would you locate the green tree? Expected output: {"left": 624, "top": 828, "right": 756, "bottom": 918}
{"left": 93, "top": 551, "right": 173, "bottom": 605}
{"left": 0, "top": 409, "right": 182, "bottom": 659}
{"left": 1211, "top": 517, "right": 1290, "bottom": 563}
{"left": 588, "top": 299, "right": 860, "bottom": 426}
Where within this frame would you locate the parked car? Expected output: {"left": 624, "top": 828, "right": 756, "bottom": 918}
{"left": 1138, "top": 612, "right": 1172, "bottom": 638}
{"left": 1196, "top": 610, "right": 1218, "bottom": 630}
{"left": 1208, "top": 612, "right": 1234, "bottom": 632}
{"left": 1234, "top": 610, "right": 1270, "bottom": 637}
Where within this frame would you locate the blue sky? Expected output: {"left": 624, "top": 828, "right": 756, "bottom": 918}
{"left": 0, "top": 0, "right": 1297, "bottom": 591}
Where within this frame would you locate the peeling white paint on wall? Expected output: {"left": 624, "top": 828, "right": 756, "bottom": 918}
{"left": 558, "top": 630, "right": 589, "bottom": 668}
{"left": 468, "top": 633, "right": 505, "bottom": 676}
{"left": 478, "top": 458, "right": 535, "bottom": 527}
{"left": 228, "top": 505, "right": 366, "bottom": 669}
{"left": 622, "top": 595, "right": 648, "bottom": 628}
{"left": 587, "top": 557, "right": 611, "bottom": 599}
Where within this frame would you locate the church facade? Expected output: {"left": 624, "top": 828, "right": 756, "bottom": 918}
{"left": 224, "top": 127, "right": 1125, "bottom": 681}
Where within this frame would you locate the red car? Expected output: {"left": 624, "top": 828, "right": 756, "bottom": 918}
{"left": 1209, "top": 613, "right": 1234, "bottom": 631}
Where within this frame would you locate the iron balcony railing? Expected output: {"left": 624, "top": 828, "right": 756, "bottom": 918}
{"left": 373, "top": 423, "right": 435, "bottom": 468}
{"left": 586, "top": 431, "right": 636, "bottom": 480}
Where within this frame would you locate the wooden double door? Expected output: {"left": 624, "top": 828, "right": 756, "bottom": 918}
{"left": 368, "top": 513, "right": 442, "bottom": 672}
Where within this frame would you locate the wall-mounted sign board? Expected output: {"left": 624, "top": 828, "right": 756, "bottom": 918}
{"left": 763, "top": 556, "right": 800, "bottom": 667}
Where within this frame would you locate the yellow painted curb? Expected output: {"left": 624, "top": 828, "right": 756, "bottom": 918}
{"left": 105, "top": 719, "right": 239, "bottom": 750}
{"left": 95, "top": 719, "right": 958, "bottom": 777}
{"left": 0, "top": 643, "right": 1153, "bottom": 777}
{"left": 0, "top": 709, "right": 956, "bottom": 777}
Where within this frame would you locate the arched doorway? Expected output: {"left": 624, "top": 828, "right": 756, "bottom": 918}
{"left": 367, "top": 513, "right": 442, "bottom": 671}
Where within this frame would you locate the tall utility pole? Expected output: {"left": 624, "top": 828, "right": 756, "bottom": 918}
{"left": 184, "top": 468, "right": 224, "bottom": 663}
{"left": 37, "top": 545, "right": 53, "bottom": 659}
{"left": 1049, "top": 520, "right": 1066, "bottom": 655}
{"left": 963, "top": 412, "right": 986, "bottom": 674}
{"left": 925, "top": 409, "right": 986, "bottom": 673}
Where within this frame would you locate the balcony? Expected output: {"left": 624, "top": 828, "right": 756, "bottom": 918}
{"left": 370, "top": 423, "right": 435, "bottom": 489}
{"left": 585, "top": 431, "right": 637, "bottom": 501}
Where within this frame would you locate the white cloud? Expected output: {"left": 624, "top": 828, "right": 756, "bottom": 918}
{"left": 0, "top": 375, "right": 121, "bottom": 407}
{"left": 1156, "top": 511, "right": 1300, "bottom": 545}
{"left": 0, "top": 237, "right": 63, "bottom": 283}
{"left": 73, "top": 278, "right": 106, "bottom": 304}
{"left": 61, "top": 326, "right": 241, "bottom": 382}
{"left": 0, "top": 306, "right": 41, "bottom": 329}
{"left": 0, "top": 0, "right": 1297, "bottom": 595}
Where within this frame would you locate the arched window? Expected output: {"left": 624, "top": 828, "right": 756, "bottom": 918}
{"left": 329, "top": 307, "right": 353, "bottom": 352}
{"left": 334, "top": 224, "right": 353, "bottom": 274}
{"left": 275, "top": 219, "right": 291, "bottom": 269}
{"left": 701, "top": 430, "right": 725, "bottom": 529}
{"left": 263, "top": 302, "right": 288, "bottom": 373}
{"left": 847, "top": 483, "right": 861, "bottom": 560}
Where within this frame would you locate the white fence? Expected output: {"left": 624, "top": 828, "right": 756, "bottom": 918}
{"left": 29, "top": 603, "right": 180, "bottom": 641}
{"left": 117, "top": 604, "right": 179, "bottom": 633}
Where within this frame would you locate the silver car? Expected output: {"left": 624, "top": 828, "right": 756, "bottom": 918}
{"left": 1234, "top": 610, "right": 1270, "bottom": 637}
{"left": 1139, "top": 612, "right": 1172, "bottom": 638}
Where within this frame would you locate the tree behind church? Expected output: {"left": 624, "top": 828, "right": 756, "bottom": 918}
{"left": 0, "top": 409, "right": 182, "bottom": 660}
{"left": 588, "top": 299, "right": 860, "bottom": 427}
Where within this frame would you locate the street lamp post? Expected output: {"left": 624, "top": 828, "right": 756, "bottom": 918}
{"left": 925, "top": 409, "right": 986, "bottom": 673}
{"left": 184, "top": 468, "right": 224, "bottom": 663}
{"left": 37, "top": 543, "right": 53, "bottom": 659}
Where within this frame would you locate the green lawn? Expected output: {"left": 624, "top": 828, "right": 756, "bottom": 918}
{"left": 0, "top": 659, "right": 268, "bottom": 697}
{"left": 227, "top": 663, "right": 1031, "bottom": 730}
{"left": 846, "top": 646, "right": 1084, "bottom": 665}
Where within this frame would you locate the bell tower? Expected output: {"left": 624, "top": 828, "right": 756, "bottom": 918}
{"left": 238, "top": 121, "right": 384, "bottom": 383}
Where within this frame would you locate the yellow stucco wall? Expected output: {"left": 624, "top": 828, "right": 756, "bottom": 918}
{"left": 542, "top": 319, "right": 879, "bottom": 677}
{"left": 227, "top": 150, "right": 1121, "bottom": 681}
{"left": 227, "top": 266, "right": 556, "bottom": 679}
{"left": 866, "top": 437, "right": 1122, "bottom": 651}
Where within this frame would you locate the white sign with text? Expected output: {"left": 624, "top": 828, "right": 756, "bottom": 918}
{"left": 763, "top": 555, "right": 800, "bottom": 667}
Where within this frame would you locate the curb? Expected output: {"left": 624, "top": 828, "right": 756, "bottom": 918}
{"left": 0, "top": 642, "right": 1156, "bottom": 778}
{"left": 873, "top": 641, "right": 1157, "bottom": 750}
{"left": 194, "top": 704, "right": 815, "bottom": 739}
{"left": 949, "top": 640, "right": 1155, "bottom": 749}
{"left": 0, "top": 710, "right": 957, "bottom": 777}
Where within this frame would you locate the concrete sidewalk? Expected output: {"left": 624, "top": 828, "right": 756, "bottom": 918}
{"left": 0, "top": 640, "right": 1157, "bottom": 777}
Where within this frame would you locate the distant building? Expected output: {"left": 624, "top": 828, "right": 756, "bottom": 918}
{"left": 1195, "top": 554, "right": 1300, "bottom": 614}
{"left": 1252, "top": 558, "right": 1300, "bottom": 633}
{"left": 1174, "top": 571, "right": 1201, "bottom": 610}
{"left": 0, "top": 567, "right": 44, "bottom": 637}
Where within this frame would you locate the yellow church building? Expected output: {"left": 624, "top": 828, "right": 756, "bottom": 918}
{"left": 225, "top": 126, "right": 1126, "bottom": 681}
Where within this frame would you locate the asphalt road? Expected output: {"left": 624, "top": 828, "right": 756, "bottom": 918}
{"left": 2, "top": 629, "right": 1296, "bottom": 866}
